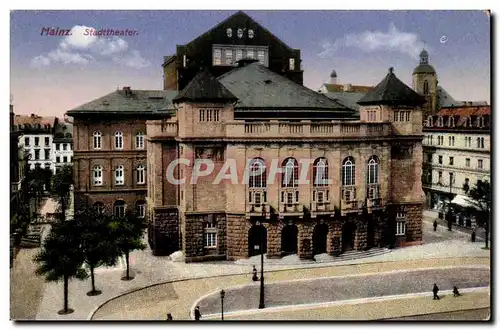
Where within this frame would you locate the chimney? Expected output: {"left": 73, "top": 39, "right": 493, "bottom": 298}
{"left": 123, "top": 86, "right": 132, "bottom": 96}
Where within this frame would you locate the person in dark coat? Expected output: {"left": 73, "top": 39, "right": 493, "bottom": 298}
{"left": 166, "top": 313, "right": 173, "bottom": 320}
{"left": 433, "top": 220, "right": 438, "bottom": 231}
{"left": 194, "top": 306, "right": 201, "bottom": 320}
{"left": 252, "top": 265, "right": 258, "bottom": 281}
{"left": 433, "top": 283, "right": 440, "bottom": 300}
{"left": 453, "top": 286, "right": 461, "bottom": 297}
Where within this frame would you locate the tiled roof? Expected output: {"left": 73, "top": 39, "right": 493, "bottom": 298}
{"left": 437, "top": 105, "right": 490, "bottom": 117}
{"left": 358, "top": 68, "right": 426, "bottom": 106}
{"left": 322, "top": 83, "right": 374, "bottom": 93}
{"left": 14, "top": 115, "right": 57, "bottom": 127}
{"left": 324, "top": 92, "right": 367, "bottom": 114}
{"left": 218, "top": 62, "right": 355, "bottom": 113}
{"left": 173, "top": 69, "right": 238, "bottom": 103}
{"left": 67, "top": 89, "right": 178, "bottom": 116}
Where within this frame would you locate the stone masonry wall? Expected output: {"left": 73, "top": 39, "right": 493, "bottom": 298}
{"left": 226, "top": 214, "right": 250, "bottom": 260}
{"left": 150, "top": 207, "right": 179, "bottom": 256}
{"left": 297, "top": 222, "right": 314, "bottom": 259}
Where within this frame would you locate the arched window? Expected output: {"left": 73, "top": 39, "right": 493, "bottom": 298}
{"left": 135, "top": 132, "right": 145, "bottom": 150}
{"left": 135, "top": 200, "right": 146, "bottom": 218}
{"left": 92, "top": 165, "right": 103, "bottom": 185}
{"left": 367, "top": 156, "right": 379, "bottom": 185}
{"left": 93, "top": 131, "right": 102, "bottom": 149}
{"left": 136, "top": 164, "right": 145, "bottom": 184}
{"left": 93, "top": 202, "right": 105, "bottom": 215}
{"left": 448, "top": 116, "right": 455, "bottom": 127}
{"left": 114, "top": 200, "right": 126, "bottom": 218}
{"left": 313, "top": 158, "right": 328, "bottom": 187}
{"left": 423, "top": 80, "right": 429, "bottom": 95}
{"left": 249, "top": 158, "right": 266, "bottom": 188}
{"left": 115, "top": 131, "right": 123, "bottom": 150}
{"left": 282, "top": 158, "right": 298, "bottom": 188}
{"left": 115, "top": 165, "right": 124, "bottom": 185}
{"left": 342, "top": 157, "right": 355, "bottom": 186}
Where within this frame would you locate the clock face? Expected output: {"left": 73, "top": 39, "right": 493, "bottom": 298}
{"left": 237, "top": 28, "right": 243, "bottom": 38}
{"left": 248, "top": 29, "right": 254, "bottom": 39}
{"left": 226, "top": 28, "right": 232, "bottom": 38}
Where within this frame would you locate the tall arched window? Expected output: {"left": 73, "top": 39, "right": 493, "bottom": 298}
{"left": 115, "top": 165, "right": 124, "bottom": 185}
{"left": 93, "top": 131, "right": 102, "bottom": 149}
{"left": 93, "top": 202, "right": 105, "bottom": 214}
{"left": 423, "top": 80, "right": 429, "bottom": 95}
{"left": 135, "top": 132, "right": 145, "bottom": 150}
{"left": 136, "top": 164, "right": 145, "bottom": 184}
{"left": 282, "top": 158, "right": 298, "bottom": 188}
{"left": 367, "top": 156, "right": 379, "bottom": 184}
{"left": 249, "top": 158, "right": 266, "bottom": 188}
{"left": 93, "top": 165, "right": 103, "bottom": 185}
{"left": 115, "top": 132, "right": 123, "bottom": 150}
{"left": 313, "top": 158, "right": 328, "bottom": 186}
{"left": 342, "top": 157, "right": 355, "bottom": 186}
{"left": 114, "top": 200, "right": 126, "bottom": 218}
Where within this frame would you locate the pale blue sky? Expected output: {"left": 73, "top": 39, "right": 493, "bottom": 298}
{"left": 10, "top": 10, "right": 490, "bottom": 116}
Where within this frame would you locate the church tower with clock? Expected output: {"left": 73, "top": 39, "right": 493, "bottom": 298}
{"left": 162, "top": 11, "right": 304, "bottom": 91}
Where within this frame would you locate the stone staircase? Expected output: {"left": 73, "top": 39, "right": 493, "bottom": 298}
{"left": 313, "top": 247, "right": 390, "bottom": 263}
{"left": 19, "top": 224, "right": 46, "bottom": 248}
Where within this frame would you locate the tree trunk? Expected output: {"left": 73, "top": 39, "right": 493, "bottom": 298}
{"left": 125, "top": 251, "right": 130, "bottom": 280}
{"left": 90, "top": 265, "right": 96, "bottom": 292}
{"left": 485, "top": 220, "right": 489, "bottom": 249}
{"left": 63, "top": 275, "right": 69, "bottom": 313}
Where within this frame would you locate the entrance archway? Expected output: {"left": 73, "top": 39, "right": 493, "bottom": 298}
{"left": 281, "top": 224, "right": 298, "bottom": 255}
{"left": 248, "top": 225, "right": 267, "bottom": 257}
{"left": 312, "top": 223, "right": 329, "bottom": 255}
{"left": 342, "top": 221, "right": 356, "bottom": 252}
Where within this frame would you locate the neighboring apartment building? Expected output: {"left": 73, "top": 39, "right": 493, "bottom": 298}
{"left": 52, "top": 118, "right": 73, "bottom": 174}
{"left": 13, "top": 114, "right": 58, "bottom": 172}
{"left": 10, "top": 104, "right": 27, "bottom": 214}
{"left": 162, "top": 11, "right": 303, "bottom": 91}
{"left": 422, "top": 105, "right": 491, "bottom": 223}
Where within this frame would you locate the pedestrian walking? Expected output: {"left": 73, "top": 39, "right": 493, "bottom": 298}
{"left": 453, "top": 286, "right": 461, "bottom": 297}
{"left": 471, "top": 231, "right": 476, "bottom": 242}
{"left": 194, "top": 306, "right": 201, "bottom": 320}
{"left": 166, "top": 313, "right": 173, "bottom": 320}
{"left": 252, "top": 265, "right": 258, "bottom": 281}
{"left": 433, "top": 220, "right": 438, "bottom": 231}
{"left": 432, "top": 283, "right": 440, "bottom": 300}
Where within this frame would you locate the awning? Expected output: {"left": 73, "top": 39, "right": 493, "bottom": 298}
{"left": 451, "top": 195, "right": 477, "bottom": 209}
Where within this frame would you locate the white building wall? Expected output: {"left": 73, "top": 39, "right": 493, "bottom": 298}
{"left": 19, "top": 133, "right": 54, "bottom": 171}
{"left": 52, "top": 141, "right": 73, "bottom": 174}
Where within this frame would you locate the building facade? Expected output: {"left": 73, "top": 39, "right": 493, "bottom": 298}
{"left": 162, "top": 11, "right": 303, "bottom": 91}
{"left": 422, "top": 105, "right": 491, "bottom": 222}
{"left": 145, "top": 65, "right": 425, "bottom": 262}
{"left": 52, "top": 118, "right": 74, "bottom": 174}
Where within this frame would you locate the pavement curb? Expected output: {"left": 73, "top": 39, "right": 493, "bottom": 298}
{"left": 88, "top": 256, "right": 490, "bottom": 320}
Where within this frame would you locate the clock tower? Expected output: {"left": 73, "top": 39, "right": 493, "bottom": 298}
{"left": 412, "top": 49, "right": 438, "bottom": 118}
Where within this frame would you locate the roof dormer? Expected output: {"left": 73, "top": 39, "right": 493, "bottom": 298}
{"left": 448, "top": 116, "right": 455, "bottom": 127}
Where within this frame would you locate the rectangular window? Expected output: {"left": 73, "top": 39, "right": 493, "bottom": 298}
{"left": 295, "top": 190, "right": 299, "bottom": 203}
{"left": 24, "top": 137, "right": 30, "bottom": 146}
{"left": 213, "top": 48, "right": 222, "bottom": 65}
{"left": 449, "top": 157, "right": 454, "bottom": 166}
{"left": 258, "top": 50, "right": 265, "bottom": 64}
{"left": 136, "top": 204, "right": 145, "bottom": 218}
{"left": 44, "top": 149, "right": 50, "bottom": 160}
{"left": 317, "top": 191, "right": 324, "bottom": 203}
{"left": 207, "top": 109, "right": 213, "bottom": 121}
{"left": 254, "top": 192, "right": 261, "bottom": 205}
{"left": 480, "top": 137, "right": 485, "bottom": 148}
{"left": 34, "top": 149, "right": 40, "bottom": 160}
{"left": 438, "top": 171, "right": 443, "bottom": 184}
{"left": 287, "top": 192, "right": 293, "bottom": 205}
{"left": 204, "top": 221, "right": 217, "bottom": 248}
{"left": 114, "top": 205, "right": 125, "bottom": 218}
{"left": 225, "top": 49, "right": 233, "bottom": 65}
{"left": 246, "top": 49, "right": 254, "bottom": 59}
{"left": 466, "top": 158, "right": 470, "bottom": 167}
{"left": 63, "top": 144, "right": 67, "bottom": 151}
{"left": 136, "top": 134, "right": 144, "bottom": 150}
{"left": 448, "top": 136, "right": 452, "bottom": 146}
{"left": 430, "top": 136, "right": 433, "bottom": 145}
{"left": 63, "top": 156, "right": 67, "bottom": 163}
{"left": 399, "top": 112, "right": 404, "bottom": 122}
{"left": 235, "top": 49, "right": 243, "bottom": 63}
{"left": 438, "top": 155, "right": 442, "bottom": 164}
{"left": 56, "top": 156, "right": 60, "bottom": 163}
{"left": 451, "top": 136, "right": 455, "bottom": 146}
{"left": 478, "top": 159, "right": 483, "bottom": 169}
{"left": 34, "top": 137, "right": 39, "bottom": 146}
{"left": 396, "top": 215, "right": 406, "bottom": 236}
{"left": 199, "top": 109, "right": 205, "bottom": 121}
{"left": 405, "top": 111, "right": 410, "bottom": 122}
{"left": 55, "top": 144, "right": 60, "bottom": 151}
{"left": 44, "top": 137, "right": 50, "bottom": 146}
{"left": 214, "top": 109, "right": 220, "bottom": 122}
{"left": 289, "top": 58, "right": 295, "bottom": 70}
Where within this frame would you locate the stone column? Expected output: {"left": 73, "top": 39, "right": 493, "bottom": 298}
{"left": 267, "top": 221, "right": 282, "bottom": 259}
{"left": 327, "top": 220, "right": 342, "bottom": 256}
{"left": 406, "top": 203, "right": 423, "bottom": 242}
{"left": 151, "top": 207, "right": 179, "bottom": 256}
{"left": 184, "top": 214, "right": 204, "bottom": 261}
{"left": 226, "top": 214, "right": 248, "bottom": 260}
{"left": 354, "top": 216, "right": 368, "bottom": 251}
{"left": 298, "top": 222, "right": 314, "bottom": 260}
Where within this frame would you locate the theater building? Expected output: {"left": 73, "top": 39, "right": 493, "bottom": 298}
{"left": 146, "top": 64, "right": 425, "bottom": 262}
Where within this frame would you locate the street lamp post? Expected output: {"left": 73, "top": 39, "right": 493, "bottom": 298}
{"left": 220, "top": 289, "right": 225, "bottom": 321}
{"left": 258, "top": 207, "right": 266, "bottom": 309}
